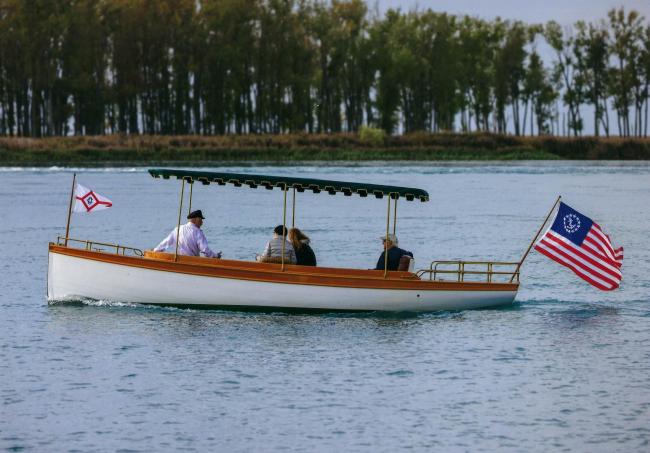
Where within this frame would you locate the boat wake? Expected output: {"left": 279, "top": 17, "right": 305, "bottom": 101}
{"left": 48, "top": 296, "right": 145, "bottom": 309}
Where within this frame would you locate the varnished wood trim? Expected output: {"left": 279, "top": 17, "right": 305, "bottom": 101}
{"left": 143, "top": 250, "right": 420, "bottom": 279}
{"left": 49, "top": 244, "right": 519, "bottom": 292}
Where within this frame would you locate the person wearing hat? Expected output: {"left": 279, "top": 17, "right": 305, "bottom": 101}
{"left": 374, "top": 234, "right": 413, "bottom": 271}
{"left": 153, "top": 209, "right": 222, "bottom": 258}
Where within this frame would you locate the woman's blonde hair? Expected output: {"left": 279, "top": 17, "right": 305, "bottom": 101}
{"left": 288, "top": 228, "right": 309, "bottom": 251}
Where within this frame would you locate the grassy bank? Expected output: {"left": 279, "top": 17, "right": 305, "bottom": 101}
{"left": 1, "top": 133, "right": 649, "bottom": 166}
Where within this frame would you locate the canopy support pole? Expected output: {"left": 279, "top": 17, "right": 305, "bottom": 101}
{"left": 281, "top": 184, "right": 288, "bottom": 271}
{"left": 393, "top": 196, "right": 398, "bottom": 235}
{"left": 510, "top": 195, "right": 562, "bottom": 282}
{"left": 384, "top": 194, "right": 391, "bottom": 278}
{"left": 174, "top": 179, "right": 186, "bottom": 262}
{"left": 187, "top": 180, "right": 193, "bottom": 216}
{"left": 64, "top": 172, "right": 76, "bottom": 247}
{"left": 291, "top": 187, "right": 296, "bottom": 228}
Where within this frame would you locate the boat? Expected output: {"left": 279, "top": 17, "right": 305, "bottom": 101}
{"left": 47, "top": 169, "right": 535, "bottom": 312}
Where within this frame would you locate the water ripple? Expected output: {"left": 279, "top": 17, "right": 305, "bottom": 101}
{"left": 2, "top": 164, "right": 649, "bottom": 452}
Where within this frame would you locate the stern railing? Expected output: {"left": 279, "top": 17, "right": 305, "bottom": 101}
{"left": 417, "top": 260, "right": 520, "bottom": 284}
{"left": 56, "top": 236, "right": 144, "bottom": 257}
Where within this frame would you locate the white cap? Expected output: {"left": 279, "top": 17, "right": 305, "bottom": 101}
{"left": 379, "top": 234, "right": 398, "bottom": 244}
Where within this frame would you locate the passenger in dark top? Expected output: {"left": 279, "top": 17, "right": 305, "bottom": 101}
{"left": 375, "top": 234, "right": 413, "bottom": 271}
{"left": 288, "top": 228, "right": 317, "bottom": 266}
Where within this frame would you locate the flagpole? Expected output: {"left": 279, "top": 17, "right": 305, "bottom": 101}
{"left": 510, "top": 195, "right": 562, "bottom": 282}
{"left": 64, "top": 173, "right": 76, "bottom": 247}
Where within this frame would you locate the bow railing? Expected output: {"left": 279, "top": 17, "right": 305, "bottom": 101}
{"left": 417, "top": 260, "right": 520, "bottom": 283}
{"left": 56, "top": 236, "right": 144, "bottom": 257}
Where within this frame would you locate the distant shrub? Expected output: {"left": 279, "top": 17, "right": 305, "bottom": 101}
{"left": 359, "top": 126, "right": 386, "bottom": 146}
{"left": 2, "top": 132, "right": 650, "bottom": 163}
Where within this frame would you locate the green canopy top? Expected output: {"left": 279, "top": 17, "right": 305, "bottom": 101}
{"left": 149, "top": 169, "right": 429, "bottom": 202}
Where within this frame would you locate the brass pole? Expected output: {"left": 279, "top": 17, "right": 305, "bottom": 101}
{"left": 64, "top": 173, "right": 76, "bottom": 247}
{"left": 187, "top": 180, "right": 193, "bottom": 215}
{"left": 392, "top": 195, "right": 398, "bottom": 235}
{"left": 291, "top": 187, "right": 296, "bottom": 228}
{"left": 281, "top": 184, "right": 288, "bottom": 271}
{"left": 174, "top": 179, "right": 186, "bottom": 262}
{"left": 510, "top": 195, "right": 562, "bottom": 282}
{"left": 384, "top": 194, "right": 391, "bottom": 278}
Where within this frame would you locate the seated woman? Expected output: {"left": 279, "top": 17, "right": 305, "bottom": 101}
{"left": 289, "top": 228, "right": 317, "bottom": 266}
{"left": 258, "top": 225, "right": 296, "bottom": 264}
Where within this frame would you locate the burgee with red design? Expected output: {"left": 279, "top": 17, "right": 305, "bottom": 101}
{"left": 73, "top": 183, "right": 113, "bottom": 213}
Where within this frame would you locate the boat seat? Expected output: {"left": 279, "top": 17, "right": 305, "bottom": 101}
{"left": 398, "top": 255, "right": 414, "bottom": 272}
{"left": 143, "top": 250, "right": 420, "bottom": 279}
{"left": 256, "top": 255, "right": 295, "bottom": 264}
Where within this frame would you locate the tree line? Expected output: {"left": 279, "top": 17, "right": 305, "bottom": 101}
{"left": 0, "top": 0, "right": 648, "bottom": 138}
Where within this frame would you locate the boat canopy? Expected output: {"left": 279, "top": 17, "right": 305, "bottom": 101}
{"left": 149, "top": 169, "right": 429, "bottom": 202}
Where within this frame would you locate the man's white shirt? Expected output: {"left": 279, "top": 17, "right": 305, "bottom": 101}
{"left": 154, "top": 222, "right": 219, "bottom": 258}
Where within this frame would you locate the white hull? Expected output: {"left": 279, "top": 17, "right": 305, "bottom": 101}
{"left": 48, "top": 250, "right": 517, "bottom": 312}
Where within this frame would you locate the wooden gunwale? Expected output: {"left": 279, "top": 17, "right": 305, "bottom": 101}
{"left": 49, "top": 244, "right": 519, "bottom": 292}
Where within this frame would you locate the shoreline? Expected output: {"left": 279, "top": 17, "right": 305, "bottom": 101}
{"left": 2, "top": 160, "right": 649, "bottom": 170}
{"left": 1, "top": 133, "right": 649, "bottom": 165}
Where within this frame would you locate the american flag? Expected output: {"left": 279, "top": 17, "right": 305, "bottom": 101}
{"left": 534, "top": 202, "right": 624, "bottom": 291}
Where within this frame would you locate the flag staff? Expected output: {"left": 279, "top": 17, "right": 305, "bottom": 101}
{"left": 510, "top": 195, "right": 562, "bottom": 282}
{"left": 64, "top": 173, "right": 77, "bottom": 247}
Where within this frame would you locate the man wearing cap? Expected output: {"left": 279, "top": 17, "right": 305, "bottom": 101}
{"left": 153, "top": 210, "right": 222, "bottom": 258}
{"left": 374, "top": 234, "right": 413, "bottom": 271}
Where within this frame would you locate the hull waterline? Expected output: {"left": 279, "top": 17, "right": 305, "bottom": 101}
{"left": 48, "top": 245, "right": 519, "bottom": 312}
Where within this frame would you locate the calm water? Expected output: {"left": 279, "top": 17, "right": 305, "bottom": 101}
{"left": 1, "top": 162, "right": 649, "bottom": 452}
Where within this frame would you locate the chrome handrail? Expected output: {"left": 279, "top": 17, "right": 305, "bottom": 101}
{"left": 56, "top": 236, "right": 144, "bottom": 257}
{"left": 416, "top": 260, "right": 520, "bottom": 283}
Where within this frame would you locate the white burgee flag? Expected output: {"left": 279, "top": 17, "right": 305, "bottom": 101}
{"left": 73, "top": 183, "right": 113, "bottom": 213}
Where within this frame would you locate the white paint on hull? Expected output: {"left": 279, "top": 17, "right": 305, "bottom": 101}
{"left": 48, "top": 251, "right": 517, "bottom": 312}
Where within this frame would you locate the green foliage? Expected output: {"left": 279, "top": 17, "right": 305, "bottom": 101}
{"left": 607, "top": 7, "right": 646, "bottom": 137}
{"left": 0, "top": 2, "right": 648, "bottom": 138}
{"left": 359, "top": 126, "right": 385, "bottom": 145}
